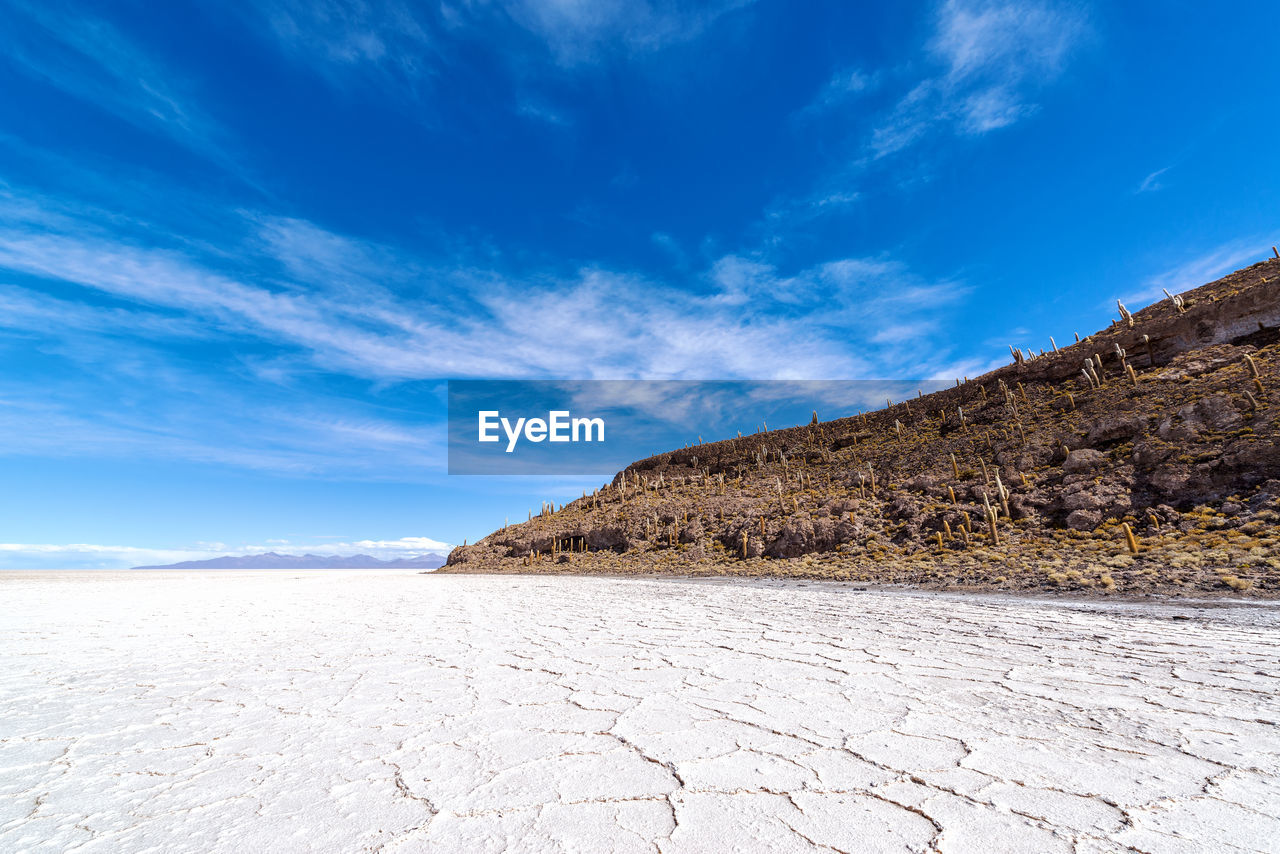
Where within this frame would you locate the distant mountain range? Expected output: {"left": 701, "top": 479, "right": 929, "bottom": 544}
{"left": 132, "top": 552, "right": 447, "bottom": 570}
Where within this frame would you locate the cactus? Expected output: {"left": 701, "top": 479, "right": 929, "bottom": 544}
{"left": 1117, "top": 299, "right": 1134, "bottom": 328}
{"left": 1122, "top": 522, "right": 1139, "bottom": 554}
{"left": 1162, "top": 288, "right": 1186, "bottom": 314}
{"left": 982, "top": 494, "right": 1000, "bottom": 544}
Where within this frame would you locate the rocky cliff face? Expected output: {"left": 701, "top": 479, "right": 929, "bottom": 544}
{"left": 444, "top": 258, "right": 1280, "bottom": 595}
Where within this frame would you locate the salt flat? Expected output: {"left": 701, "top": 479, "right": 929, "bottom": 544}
{"left": 1, "top": 572, "right": 1278, "bottom": 853}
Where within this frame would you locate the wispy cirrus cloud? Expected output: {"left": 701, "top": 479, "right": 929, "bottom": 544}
{"left": 1120, "top": 236, "right": 1277, "bottom": 307}
{"left": 1136, "top": 166, "right": 1169, "bottom": 194}
{"left": 0, "top": 0, "right": 228, "bottom": 159}
{"left": 768, "top": 2, "right": 1086, "bottom": 246}
{"left": 229, "top": 0, "right": 754, "bottom": 91}
{"left": 0, "top": 191, "right": 969, "bottom": 385}
{"left": 0, "top": 376, "right": 445, "bottom": 476}
{"left": 498, "top": 0, "right": 755, "bottom": 66}
{"left": 870, "top": 0, "right": 1088, "bottom": 157}
{"left": 797, "top": 67, "right": 879, "bottom": 119}
{"left": 245, "top": 0, "right": 438, "bottom": 94}
{"left": 0, "top": 178, "right": 977, "bottom": 475}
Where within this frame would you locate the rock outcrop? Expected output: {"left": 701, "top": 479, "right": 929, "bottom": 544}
{"left": 444, "top": 258, "right": 1280, "bottom": 595}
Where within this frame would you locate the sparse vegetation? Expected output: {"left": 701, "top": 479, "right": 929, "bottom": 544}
{"left": 445, "top": 258, "right": 1280, "bottom": 597}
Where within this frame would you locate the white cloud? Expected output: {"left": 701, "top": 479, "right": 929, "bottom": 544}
{"left": 931, "top": 0, "right": 1078, "bottom": 83}
{"left": 497, "top": 0, "right": 755, "bottom": 65}
{"left": 343, "top": 536, "right": 452, "bottom": 554}
{"left": 2, "top": 1, "right": 228, "bottom": 160}
{"left": 0, "top": 201, "right": 969, "bottom": 384}
{"left": 516, "top": 98, "right": 571, "bottom": 126}
{"left": 760, "top": 186, "right": 863, "bottom": 238}
{"left": 233, "top": 0, "right": 754, "bottom": 86}
{"left": 0, "top": 535, "right": 454, "bottom": 569}
{"left": 0, "top": 183, "right": 986, "bottom": 478}
{"left": 870, "top": 0, "right": 1087, "bottom": 157}
{"left": 0, "top": 542, "right": 216, "bottom": 570}
{"left": 956, "top": 85, "right": 1031, "bottom": 133}
{"left": 795, "top": 67, "right": 879, "bottom": 120}
{"left": 1121, "top": 237, "right": 1275, "bottom": 308}
{"left": 1137, "top": 166, "right": 1169, "bottom": 194}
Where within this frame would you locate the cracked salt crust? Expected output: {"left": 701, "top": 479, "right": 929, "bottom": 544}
{"left": 1, "top": 571, "right": 1278, "bottom": 853}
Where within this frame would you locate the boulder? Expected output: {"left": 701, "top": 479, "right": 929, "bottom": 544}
{"left": 1064, "top": 449, "right": 1108, "bottom": 473}
{"left": 1066, "top": 509, "right": 1102, "bottom": 531}
{"left": 1156, "top": 394, "right": 1243, "bottom": 441}
{"left": 767, "top": 518, "right": 816, "bottom": 558}
{"left": 1087, "top": 414, "right": 1147, "bottom": 445}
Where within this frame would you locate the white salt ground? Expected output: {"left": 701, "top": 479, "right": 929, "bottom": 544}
{"left": 1, "top": 571, "right": 1278, "bottom": 853}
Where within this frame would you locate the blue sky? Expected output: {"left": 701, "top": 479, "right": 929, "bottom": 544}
{"left": 1, "top": 0, "right": 1277, "bottom": 568}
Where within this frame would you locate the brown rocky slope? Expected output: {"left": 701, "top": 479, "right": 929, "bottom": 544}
{"left": 444, "top": 257, "right": 1280, "bottom": 595}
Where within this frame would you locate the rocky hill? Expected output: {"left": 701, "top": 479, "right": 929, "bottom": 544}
{"left": 443, "top": 257, "right": 1280, "bottom": 595}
